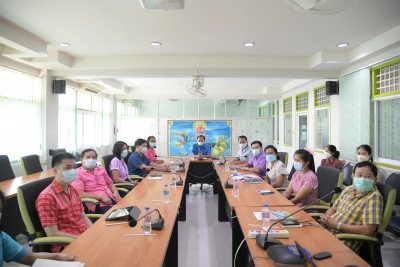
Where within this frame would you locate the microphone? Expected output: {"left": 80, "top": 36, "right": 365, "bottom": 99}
{"left": 217, "top": 155, "right": 227, "bottom": 165}
{"left": 128, "top": 208, "right": 165, "bottom": 230}
{"left": 256, "top": 187, "right": 342, "bottom": 249}
{"left": 172, "top": 172, "right": 184, "bottom": 186}
{"left": 225, "top": 175, "right": 234, "bottom": 188}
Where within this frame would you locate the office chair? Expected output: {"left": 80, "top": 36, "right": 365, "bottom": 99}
{"left": 342, "top": 162, "right": 354, "bottom": 186}
{"left": 275, "top": 165, "right": 296, "bottom": 194}
{"left": 49, "top": 148, "right": 67, "bottom": 157}
{"left": 0, "top": 155, "right": 15, "bottom": 181}
{"left": 277, "top": 152, "right": 288, "bottom": 167}
{"left": 303, "top": 166, "right": 343, "bottom": 216}
{"left": 20, "top": 154, "right": 43, "bottom": 175}
{"left": 17, "top": 177, "right": 102, "bottom": 252}
{"left": 336, "top": 182, "right": 396, "bottom": 267}
{"left": 385, "top": 173, "right": 400, "bottom": 236}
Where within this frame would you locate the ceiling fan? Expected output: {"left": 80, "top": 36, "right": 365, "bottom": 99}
{"left": 186, "top": 73, "right": 207, "bottom": 97}
{"left": 283, "top": 0, "right": 358, "bottom": 14}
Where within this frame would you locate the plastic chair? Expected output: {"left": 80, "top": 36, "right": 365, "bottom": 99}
{"left": 336, "top": 182, "right": 396, "bottom": 267}
{"left": 277, "top": 152, "right": 288, "bottom": 167}
{"left": 20, "top": 154, "right": 43, "bottom": 175}
{"left": 0, "top": 155, "right": 15, "bottom": 181}
{"left": 385, "top": 172, "right": 400, "bottom": 236}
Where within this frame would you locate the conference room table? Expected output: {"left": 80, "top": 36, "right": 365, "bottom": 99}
{"left": 62, "top": 170, "right": 187, "bottom": 267}
{"left": 235, "top": 206, "right": 369, "bottom": 267}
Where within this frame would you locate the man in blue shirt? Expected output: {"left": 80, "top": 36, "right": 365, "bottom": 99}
{"left": 0, "top": 190, "right": 77, "bottom": 266}
{"left": 191, "top": 135, "right": 212, "bottom": 158}
{"left": 128, "top": 138, "right": 169, "bottom": 177}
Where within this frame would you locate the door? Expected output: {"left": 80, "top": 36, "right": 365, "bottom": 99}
{"left": 298, "top": 114, "right": 308, "bottom": 150}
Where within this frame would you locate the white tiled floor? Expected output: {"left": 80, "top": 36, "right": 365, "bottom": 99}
{"left": 178, "top": 188, "right": 231, "bottom": 267}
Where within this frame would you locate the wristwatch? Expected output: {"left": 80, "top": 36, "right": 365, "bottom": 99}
{"left": 246, "top": 167, "right": 249, "bottom": 171}
{"left": 336, "top": 222, "right": 342, "bottom": 231}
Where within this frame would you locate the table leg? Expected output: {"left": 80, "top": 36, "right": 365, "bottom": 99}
{"left": 232, "top": 211, "right": 248, "bottom": 267}
{"left": 164, "top": 217, "right": 178, "bottom": 267}
{"left": 178, "top": 183, "right": 186, "bottom": 221}
{"left": 218, "top": 182, "right": 229, "bottom": 222}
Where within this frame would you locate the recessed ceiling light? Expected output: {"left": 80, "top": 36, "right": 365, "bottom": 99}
{"left": 243, "top": 42, "right": 255, "bottom": 47}
{"left": 224, "top": 83, "right": 230, "bottom": 86}
{"left": 337, "top": 43, "right": 349, "bottom": 48}
{"left": 150, "top": 42, "right": 161, "bottom": 46}
{"left": 176, "top": 83, "right": 181, "bottom": 86}
{"left": 59, "top": 42, "right": 70, "bottom": 47}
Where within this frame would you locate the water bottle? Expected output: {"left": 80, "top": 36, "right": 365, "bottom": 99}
{"left": 261, "top": 204, "right": 270, "bottom": 230}
{"left": 232, "top": 179, "right": 239, "bottom": 197}
{"left": 163, "top": 184, "right": 170, "bottom": 203}
{"left": 143, "top": 207, "right": 152, "bottom": 235}
{"left": 171, "top": 171, "right": 177, "bottom": 188}
{"left": 190, "top": 152, "right": 194, "bottom": 160}
{"left": 175, "top": 160, "right": 179, "bottom": 171}
{"left": 233, "top": 168, "right": 238, "bottom": 176}
{"left": 225, "top": 161, "right": 229, "bottom": 171}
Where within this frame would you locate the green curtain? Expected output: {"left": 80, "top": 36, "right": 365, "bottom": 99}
{"left": 339, "top": 69, "right": 371, "bottom": 160}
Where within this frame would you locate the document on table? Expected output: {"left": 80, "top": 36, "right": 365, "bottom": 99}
{"left": 147, "top": 176, "right": 162, "bottom": 180}
{"left": 253, "top": 211, "right": 291, "bottom": 221}
{"left": 33, "top": 259, "right": 85, "bottom": 267}
{"left": 229, "top": 173, "right": 260, "bottom": 180}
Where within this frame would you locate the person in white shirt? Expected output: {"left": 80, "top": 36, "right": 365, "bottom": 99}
{"left": 231, "top": 135, "right": 253, "bottom": 163}
{"left": 265, "top": 145, "right": 289, "bottom": 188}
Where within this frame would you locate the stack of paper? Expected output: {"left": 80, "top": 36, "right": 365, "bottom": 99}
{"left": 33, "top": 259, "right": 85, "bottom": 267}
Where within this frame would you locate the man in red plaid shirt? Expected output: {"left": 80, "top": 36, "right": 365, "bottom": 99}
{"left": 36, "top": 152, "right": 92, "bottom": 253}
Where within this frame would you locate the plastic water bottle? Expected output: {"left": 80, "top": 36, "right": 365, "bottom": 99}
{"left": 225, "top": 161, "right": 229, "bottom": 171}
{"left": 175, "top": 160, "right": 179, "bottom": 171}
{"left": 233, "top": 168, "right": 238, "bottom": 176}
{"left": 232, "top": 179, "right": 239, "bottom": 197}
{"left": 190, "top": 152, "right": 194, "bottom": 160}
{"left": 163, "top": 184, "right": 170, "bottom": 203}
{"left": 171, "top": 171, "right": 177, "bottom": 188}
{"left": 143, "top": 207, "right": 152, "bottom": 235}
{"left": 261, "top": 204, "right": 270, "bottom": 230}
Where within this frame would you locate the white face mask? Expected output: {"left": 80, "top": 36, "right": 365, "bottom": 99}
{"left": 121, "top": 150, "right": 129, "bottom": 158}
{"left": 239, "top": 143, "right": 247, "bottom": 149}
{"left": 252, "top": 149, "right": 260, "bottom": 156}
{"left": 198, "top": 142, "right": 204, "bottom": 146}
{"left": 324, "top": 152, "right": 331, "bottom": 158}
{"left": 61, "top": 169, "right": 78, "bottom": 184}
{"left": 83, "top": 158, "right": 97, "bottom": 169}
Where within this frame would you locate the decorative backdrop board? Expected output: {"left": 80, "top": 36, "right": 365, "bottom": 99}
{"left": 168, "top": 120, "right": 232, "bottom": 156}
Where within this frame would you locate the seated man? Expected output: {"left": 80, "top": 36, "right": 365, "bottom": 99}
{"left": 128, "top": 138, "right": 169, "bottom": 177}
{"left": 191, "top": 135, "right": 212, "bottom": 158}
{"left": 36, "top": 152, "right": 92, "bottom": 253}
{"left": 238, "top": 141, "right": 266, "bottom": 178}
{"left": 319, "top": 161, "right": 383, "bottom": 253}
{"left": 72, "top": 149, "right": 121, "bottom": 214}
{"left": 231, "top": 135, "right": 253, "bottom": 163}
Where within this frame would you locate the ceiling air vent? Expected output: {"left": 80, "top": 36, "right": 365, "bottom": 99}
{"left": 84, "top": 87, "right": 100, "bottom": 94}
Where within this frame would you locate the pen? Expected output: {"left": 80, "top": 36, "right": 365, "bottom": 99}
{"left": 106, "top": 222, "right": 128, "bottom": 226}
{"left": 124, "top": 234, "right": 157, "bottom": 236}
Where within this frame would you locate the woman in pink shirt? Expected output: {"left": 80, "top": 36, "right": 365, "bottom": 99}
{"left": 283, "top": 149, "right": 318, "bottom": 208}
{"left": 145, "top": 136, "right": 164, "bottom": 164}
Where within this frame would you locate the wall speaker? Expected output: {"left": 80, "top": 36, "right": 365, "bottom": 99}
{"left": 52, "top": 80, "right": 66, "bottom": 94}
{"left": 326, "top": 81, "right": 339, "bottom": 95}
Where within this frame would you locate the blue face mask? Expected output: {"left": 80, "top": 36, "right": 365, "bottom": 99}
{"left": 121, "top": 150, "right": 129, "bottom": 158}
{"left": 83, "top": 158, "right": 97, "bottom": 169}
{"left": 150, "top": 142, "right": 156, "bottom": 148}
{"left": 293, "top": 161, "right": 303, "bottom": 171}
{"left": 62, "top": 169, "right": 78, "bottom": 184}
{"left": 141, "top": 147, "right": 147, "bottom": 154}
{"left": 353, "top": 177, "right": 374, "bottom": 192}
{"left": 252, "top": 149, "right": 260, "bottom": 156}
{"left": 266, "top": 155, "right": 276, "bottom": 162}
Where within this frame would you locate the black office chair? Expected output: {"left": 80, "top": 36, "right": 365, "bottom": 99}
{"left": 342, "top": 162, "right": 354, "bottom": 186}
{"left": 287, "top": 165, "right": 296, "bottom": 181}
{"left": 124, "top": 151, "right": 132, "bottom": 165}
{"left": 49, "top": 148, "right": 67, "bottom": 157}
{"left": 385, "top": 172, "right": 400, "bottom": 236}
{"left": 0, "top": 155, "right": 16, "bottom": 181}
{"left": 20, "top": 154, "right": 43, "bottom": 175}
{"left": 277, "top": 152, "right": 288, "bottom": 167}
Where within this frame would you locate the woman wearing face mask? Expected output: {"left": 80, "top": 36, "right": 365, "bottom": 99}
{"left": 321, "top": 144, "right": 342, "bottom": 170}
{"left": 283, "top": 149, "right": 318, "bottom": 208}
{"left": 264, "top": 145, "right": 289, "bottom": 188}
{"left": 127, "top": 138, "right": 169, "bottom": 177}
{"left": 145, "top": 136, "right": 164, "bottom": 164}
{"left": 356, "top": 144, "right": 382, "bottom": 181}
{"left": 109, "top": 141, "right": 138, "bottom": 189}
{"left": 239, "top": 141, "right": 266, "bottom": 178}
{"left": 319, "top": 161, "right": 383, "bottom": 253}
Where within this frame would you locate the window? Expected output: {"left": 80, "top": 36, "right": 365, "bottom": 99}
{"left": 0, "top": 67, "right": 42, "bottom": 162}
{"left": 58, "top": 87, "right": 77, "bottom": 151}
{"left": 372, "top": 58, "right": 400, "bottom": 166}
{"left": 103, "top": 98, "right": 111, "bottom": 146}
{"left": 283, "top": 97, "right": 292, "bottom": 146}
{"left": 273, "top": 101, "right": 279, "bottom": 144}
{"left": 296, "top": 92, "right": 309, "bottom": 111}
{"left": 314, "top": 86, "right": 330, "bottom": 151}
